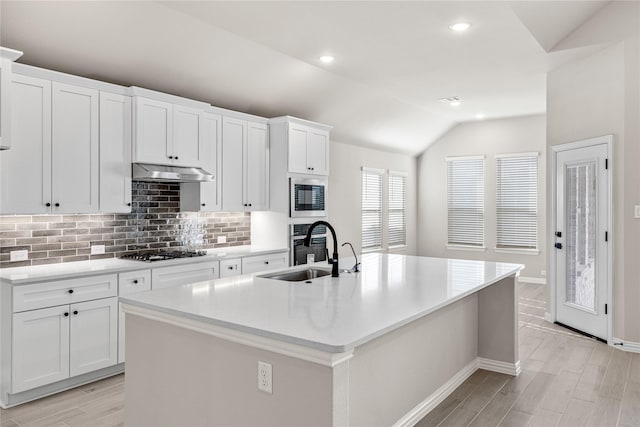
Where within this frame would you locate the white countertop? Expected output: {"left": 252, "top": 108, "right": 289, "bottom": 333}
{"left": 120, "top": 253, "right": 522, "bottom": 353}
{"left": 0, "top": 246, "right": 289, "bottom": 285}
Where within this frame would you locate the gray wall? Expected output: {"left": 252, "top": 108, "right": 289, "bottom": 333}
{"left": 546, "top": 1, "right": 640, "bottom": 342}
{"left": 328, "top": 140, "right": 418, "bottom": 257}
{"left": 416, "top": 115, "right": 547, "bottom": 280}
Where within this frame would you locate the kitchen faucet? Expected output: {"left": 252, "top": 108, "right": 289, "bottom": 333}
{"left": 304, "top": 220, "right": 340, "bottom": 277}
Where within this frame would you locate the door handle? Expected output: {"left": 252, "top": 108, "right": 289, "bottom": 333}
{"left": 554, "top": 242, "right": 563, "bottom": 249}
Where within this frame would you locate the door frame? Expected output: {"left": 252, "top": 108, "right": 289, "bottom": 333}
{"left": 549, "top": 134, "right": 613, "bottom": 344}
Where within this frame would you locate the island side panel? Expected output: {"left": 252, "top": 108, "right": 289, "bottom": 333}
{"left": 124, "top": 314, "right": 335, "bottom": 427}
{"left": 477, "top": 274, "right": 519, "bottom": 369}
{"left": 348, "top": 294, "right": 479, "bottom": 426}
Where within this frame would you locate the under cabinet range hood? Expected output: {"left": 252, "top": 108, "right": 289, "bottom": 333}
{"left": 132, "top": 163, "right": 215, "bottom": 183}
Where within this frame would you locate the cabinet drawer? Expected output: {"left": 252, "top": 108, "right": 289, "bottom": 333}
{"left": 119, "top": 270, "right": 152, "bottom": 296}
{"left": 151, "top": 261, "right": 219, "bottom": 290}
{"left": 242, "top": 252, "right": 288, "bottom": 275}
{"left": 13, "top": 274, "right": 118, "bottom": 313}
{"left": 219, "top": 258, "right": 241, "bottom": 278}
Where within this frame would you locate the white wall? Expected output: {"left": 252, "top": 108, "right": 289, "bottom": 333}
{"left": 546, "top": 1, "right": 640, "bottom": 342}
{"left": 328, "top": 141, "right": 417, "bottom": 257}
{"left": 417, "top": 115, "right": 547, "bottom": 280}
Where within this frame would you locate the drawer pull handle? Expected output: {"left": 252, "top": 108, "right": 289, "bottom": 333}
{"left": 228, "top": 266, "right": 234, "bottom": 270}
{"left": 64, "top": 312, "right": 69, "bottom": 317}
{"left": 264, "top": 261, "right": 269, "bottom": 264}
{"left": 73, "top": 310, "right": 78, "bottom": 315}
{"left": 133, "top": 280, "right": 139, "bottom": 284}
{"left": 68, "top": 289, "right": 74, "bottom": 294}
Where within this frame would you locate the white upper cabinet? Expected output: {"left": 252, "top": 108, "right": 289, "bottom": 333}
{"left": 270, "top": 117, "right": 331, "bottom": 177}
{"left": 0, "top": 47, "right": 23, "bottom": 150}
{"left": 51, "top": 82, "right": 99, "bottom": 213}
{"left": 132, "top": 90, "right": 210, "bottom": 168}
{"left": 181, "top": 111, "right": 222, "bottom": 212}
{"left": 221, "top": 116, "right": 269, "bottom": 212}
{"left": 99, "top": 92, "right": 132, "bottom": 213}
{"left": 133, "top": 96, "right": 173, "bottom": 165}
{"left": 245, "top": 122, "right": 269, "bottom": 211}
{"left": 0, "top": 74, "right": 52, "bottom": 214}
{"left": 287, "top": 123, "right": 329, "bottom": 175}
{"left": 0, "top": 75, "right": 100, "bottom": 214}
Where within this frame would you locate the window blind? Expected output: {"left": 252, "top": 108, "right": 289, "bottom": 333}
{"left": 362, "top": 168, "right": 383, "bottom": 250}
{"left": 447, "top": 157, "right": 485, "bottom": 247}
{"left": 496, "top": 154, "right": 538, "bottom": 249}
{"left": 388, "top": 172, "right": 407, "bottom": 247}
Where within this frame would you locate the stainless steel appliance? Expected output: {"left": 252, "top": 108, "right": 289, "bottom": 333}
{"left": 120, "top": 250, "right": 207, "bottom": 263}
{"left": 290, "top": 223, "right": 327, "bottom": 266}
{"left": 290, "top": 177, "right": 327, "bottom": 218}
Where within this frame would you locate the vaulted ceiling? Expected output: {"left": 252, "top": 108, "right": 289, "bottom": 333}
{"left": 0, "top": 1, "right": 611, "bottom": 155}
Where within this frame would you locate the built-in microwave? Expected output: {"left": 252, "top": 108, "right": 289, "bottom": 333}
{"left": 290, "top": 177, "right": 327, "bottom": 218}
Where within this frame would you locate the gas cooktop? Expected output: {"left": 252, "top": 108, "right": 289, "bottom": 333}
{"left": 120, "top": 250, "right": 207, "bottom": 263}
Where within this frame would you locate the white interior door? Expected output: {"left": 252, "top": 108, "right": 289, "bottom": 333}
{"left": 555, "top": 142, "right": 609, "bottom": 340}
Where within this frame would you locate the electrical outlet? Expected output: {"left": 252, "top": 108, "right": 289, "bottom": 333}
{"left": 257, "top": 361, "right": 272, "bottom": 394}
{"left": 541, "top": 270, "right": 546, "bottom": 277}
{"left": 91, "top": 245, "right": 105, "bottom": 255}
{"left": 217, "top": 236, "right": 227, "bottom": 244}
{"left": 10, "top": 250, "right": 28, "bottom": 262}
{"left": 635, "top": 205, "right": 640, "bottom": 219}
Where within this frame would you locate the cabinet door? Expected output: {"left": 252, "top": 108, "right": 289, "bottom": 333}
{"left": 12, "top": 305, "right": 70, "bottom": 393}
{"left": 69, "top": 297, "right": 118, "bottom": 377}
{"left": 133, "top": 97, "right": 172, "bottom": 165}
{"left": 51, "top": 82, "right": 99, "bottom": 213}
{"left": 245, "top": 122, "right": 268, "bottom": 211}
{"left": 0, "top": 57, "right": 11, "bottom": 150}
{"left": 173, "top": 105, "right": 201, "bottom": 167}
{"left": 222, "top": 116, "right": 246, "bottom": 212}
{"left": 99, "top": 92, "right": 132, "bottom": 213}
{"left": 307, "top": 130, "right": 329, "bottom": 175}
{"left": 151, "top": 261, "right": 219, "bottom": 290}
{"left": 288, "top": 125, "right": 308, "bottom": 174}
{"left": 199, "top": 112, "right": 222, "bottom": 211}
{"left": 0, "top": 74, "right": 51, "bottom": 214}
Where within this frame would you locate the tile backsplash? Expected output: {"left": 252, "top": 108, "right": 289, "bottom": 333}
{"left": 0, "top": 181, "right": 250, "bottom": 268}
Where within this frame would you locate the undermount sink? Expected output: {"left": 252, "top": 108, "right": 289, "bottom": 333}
{"left": 259, "top": 268, "right": 332, "bottom": 282}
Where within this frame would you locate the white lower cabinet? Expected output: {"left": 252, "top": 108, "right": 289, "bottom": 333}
{"left": 12, "top": 305, "right": 70, "bottom": 393}
{"left": 219, "top": 258, "right": 242, "bottom": 278}
{"left": 118, "top": 269, "right": 151, "bottom": 363}
{"left": 152, "top": 261, "right": 219, "bottom": 289}
{"left": 11, "top": 297, "right": 118, "bottom": 393}
{"left": 242, "top": 252, "right": 288, "bottom": 275}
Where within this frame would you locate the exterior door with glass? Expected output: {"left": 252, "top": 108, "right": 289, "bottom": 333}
{"left": 554, "top": 140, "right": 609, "bottom": 340}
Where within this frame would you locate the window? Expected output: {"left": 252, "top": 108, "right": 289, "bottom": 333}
{"left": 388, "top": 171, "right": 407, "bottom": 247}
{"left": 447, "top": 156, "right": 485, "bottom": 247}
{"left": 361, "top": 167, "right": 383, "bottom": 250}
{"left": 496, "top": 153, "right": 538, "bottom": 250}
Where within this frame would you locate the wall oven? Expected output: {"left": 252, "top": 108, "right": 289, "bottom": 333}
{"left": 290, "top": 223, "right": 327, "bottom": 266}
{"left": 290, "top": 177, "right": 327, "bottom": 218}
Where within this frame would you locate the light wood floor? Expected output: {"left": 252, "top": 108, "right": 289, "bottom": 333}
{"left": 1, "top": 282, "right": 638, "bottom": 427}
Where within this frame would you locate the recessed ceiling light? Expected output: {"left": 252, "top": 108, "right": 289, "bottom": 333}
{"left": 319, "top": 55, "right": 335, "bottom": 63}
{"left": 475, "top": 113, "right": 485, "bottom": 119}
{"left": 439, "top": 96, "right": 461, "bottom": 107}
{"left": 449, "top": 22, "right": 471, "bottom": 32}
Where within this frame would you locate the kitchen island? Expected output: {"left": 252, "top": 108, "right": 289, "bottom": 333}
{"left": 120, "top": 253, "right": 522, "bottom": 426}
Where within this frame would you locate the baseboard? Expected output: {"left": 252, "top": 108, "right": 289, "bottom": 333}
{"left": 478, "top": 358, "right": 521, "bottom": 376}
{"left": 611, "top": 338, "right": 640, "bottom": 353}
{"left": 518, "top": 276, "right": 546, "bottom": 285}
{"left": 393, "top": 356, "right": 521, "bottom": 426}
{"left": 393, "top": 359, "right": 478, "bottom": 427}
